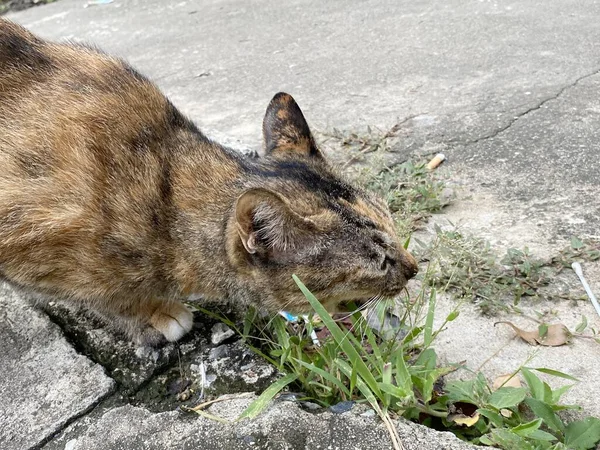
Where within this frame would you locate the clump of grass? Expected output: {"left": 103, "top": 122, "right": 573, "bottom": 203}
{"left": 416, "top": 230, "right": 597, "bottom": 314}
{"left": 553, "top": 236, "right": 600, "bottom": 267}
{"left": 323, "top": 124, "right": 451, "bottom": 236}
{"left": 196, "top": 279, "right": 600, "bottom": 450}
{"left": 361, "top": 161, "right": 451, "bottom": 236}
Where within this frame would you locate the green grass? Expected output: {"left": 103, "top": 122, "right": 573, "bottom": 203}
{"left": 416, "top": 230, "right": 599, "bottom": 315}
{"left": 196, "top": 282, "right": 600, "bottom": 450}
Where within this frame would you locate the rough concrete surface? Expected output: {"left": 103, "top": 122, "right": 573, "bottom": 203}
{"left": 2, "top": 0, "right": 600, "bottom": 449}
{"left": 44, "top": 399, "right": 475, "bottom": 450}
{"left": 0, "top": 284, "right": 115, "bottom": 450}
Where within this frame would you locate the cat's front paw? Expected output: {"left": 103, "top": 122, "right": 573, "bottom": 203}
{"left": 149, "top": 301, "right": 194, "bottom": 342}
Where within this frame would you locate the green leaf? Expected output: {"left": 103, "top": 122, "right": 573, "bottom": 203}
{"left": 488, "top": 387, "right": 527, "bottom": 409}
{"left": 575, "top": 316, "right": 588, "bottom": 333}
{"left": 478, "top": 408, "right": 505, "bottom": 428}
{"left": 524, "top": 397, "right": 565, "bottom": 435}
{"left": 526, "top": 429, "right": 559, "bottom": 442}
{"left": 486, "top": 429, "right": 537, "bottom": 450}
{"left": 564, "top": 417, "right": 600, "bottom": 450}
{"left": 521, "top": 367, "right": 545, "bottom": 400}
{"left": 445, "top": 379, "right": 478, "bottom": 405}
{"left": 530, "top": 367, "right": 579, "bottom": 382}
{"left": 551, "top": 384, "right": 575, "bottom": 404}
{"left": 571, "top": 236, "right": 584, "bottom": 250}
{"left": 336, "top": 358, "right": 382, "bottom": 415}
{"left": 237, "top": 373, "right": 298, "bottom": 420}
{"left": 511, "top": 418, "right": 543, "bottom": 437}
{"left": 445, "top": 310, "right": 460, "bottom": 322}
{"left": 293, "top": 275, "right": 382, "bottom": 398}
{"left": 393, "top": 350, "right": 412, "bottom": 394}
{"left": 538, "top": 323, "right": 548, "bottom": 339}
{"left": 379, "top": 382, "right": 412, "bottom": 402}
{"left": 423, "top": 288, "right": 436, "bottom": 347}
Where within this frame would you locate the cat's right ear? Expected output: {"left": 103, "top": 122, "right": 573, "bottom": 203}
{"left": 262, "top": 92, "right": 325, "bottom": 161}
{"left": 234, "top": 188, "right": 317, "bottom": 256}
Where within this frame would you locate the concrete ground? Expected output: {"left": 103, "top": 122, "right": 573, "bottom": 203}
{"left": 2, "top": 0, "right": 600, "bottom": 449}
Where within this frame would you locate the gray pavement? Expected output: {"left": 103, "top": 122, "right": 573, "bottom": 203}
{"left": 2, "top": 0, "right": 600, "bottom": 449}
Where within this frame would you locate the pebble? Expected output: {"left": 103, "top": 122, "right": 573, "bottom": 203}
{"left": 211, "top": 323, "right": 235, "bottom": 345}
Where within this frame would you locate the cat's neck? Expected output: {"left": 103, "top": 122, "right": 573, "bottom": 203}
{"left": 167, "top": 136, "right": 259, "bottom": 303}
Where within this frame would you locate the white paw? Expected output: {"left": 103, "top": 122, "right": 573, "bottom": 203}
{"left": 151, "top": 303, "right": 194, "bottom": 342}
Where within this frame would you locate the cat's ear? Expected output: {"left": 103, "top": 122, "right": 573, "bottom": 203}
{"left": 235, "top": 188, "right": 317, "bottom": 256}
{"left": 262, "top": 92, "right": 324, "bottom": 160}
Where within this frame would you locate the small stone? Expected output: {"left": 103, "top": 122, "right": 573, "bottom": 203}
{"left": 209, "top": 344, "right": 230, "bottom": 360}
{"left": 299, "top": 401, "right": 322, "bottom": 411}
{"left": 211, "top": 323, "right": 235, "bottom": 345}
{"left": 360, "top": 409, "right": 376, "bottom": 417}
{"left": 329, "top": 400, "right": 354, "bottom": 414}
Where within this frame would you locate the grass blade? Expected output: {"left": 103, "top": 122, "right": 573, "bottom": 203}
{"left": 293, "top": 275, "right": 383, "bottom": 398}
{"left": 292, "top": 358, "right": 351, "bottom": 397}
{"left": 237, "top": 373, "right": 298, "bottom": 421}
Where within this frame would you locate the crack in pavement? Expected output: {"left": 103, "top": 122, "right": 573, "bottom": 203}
{"left": 464, "top": 66, "right": 600, "bottom": 145}
{"left": 31, "top": 386, "right": 117, "bottom": 450}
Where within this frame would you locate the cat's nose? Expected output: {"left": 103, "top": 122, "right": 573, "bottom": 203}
{"left": 400, "top": 251, "right": 419, "bottom": 280}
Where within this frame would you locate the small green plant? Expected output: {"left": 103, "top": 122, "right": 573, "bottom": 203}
{"left": 322, "top": 124, "right": 451, "bottom": 237}
{"left": 362, "top": 161, "right": 450, "bottom": 236}
{"left": 417, "top": 229, "right": 556, "bottom": 314}
{"left": 553, "top": 237, "right": 600, "bottom": 267}
{"left": 195, "top": 279, "right": 600, "bottom": 450}
{"left": 417, "top": 229, "right": 596, "bottom": 314}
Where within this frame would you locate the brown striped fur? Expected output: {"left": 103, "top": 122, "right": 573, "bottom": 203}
{"left": 0, "top": 19, "right": 418, "bottom": 345}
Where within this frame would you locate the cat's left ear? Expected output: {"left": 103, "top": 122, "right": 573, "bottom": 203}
{"left": 262, "top": 92, "right": 325, "bottom": 160}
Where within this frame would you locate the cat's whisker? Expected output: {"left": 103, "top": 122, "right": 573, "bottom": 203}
{"left": 334, "top": 295, "right": 379, "bottom": 347}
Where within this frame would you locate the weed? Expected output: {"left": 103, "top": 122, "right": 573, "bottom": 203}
{"left": 195, "top": 282, "right": 600, "bottom": 450}
{"left": 416, "top": 230, "right": 597, "bottom": 314}
{"left": 362, "top": 161, "right": 451, "bottom": 236}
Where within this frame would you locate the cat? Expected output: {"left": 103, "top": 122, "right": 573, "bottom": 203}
{"left": 0, "top": 19, "right": 418, "bottom": 345}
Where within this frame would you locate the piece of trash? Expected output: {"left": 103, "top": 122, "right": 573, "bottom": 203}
{"left": 279, "top": 311, "right": 320, "bottom": 346}
{"left": 426, "top": 153, "right": 446, "bottom": 170}
{"left": 362, "top": 308, "right": 408, "bottom": 341}
{"left": 495, "top": 321, "right": 571, "bottom": 346}
{"left": 492, "top": 374, "right": 522, "bottom": 390}
{"left": 84, "top": 0, "right": 113, "bottom": 7}
{"left": 448, "top": 402, "right": 479, "bottom": 427}
{"left": 572, "top": 261, "right": 600, "bottom": 319}
{"left": 329, "top": 400, "right": 354, "bottom": 414}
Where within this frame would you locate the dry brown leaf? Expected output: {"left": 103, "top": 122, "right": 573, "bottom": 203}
{"left": 449, "top": 411, "right": 480, "bottom": 427}
{"left": 492, "top": 374, "right": 522, "bottom": 390}
{"left": 495, "top": 321, "right": 571, "bottom": 347}
{"left": 539, "top": 324, "right": 571, "bottom": 346}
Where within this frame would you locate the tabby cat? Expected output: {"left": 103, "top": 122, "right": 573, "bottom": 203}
{"left": 0, "top": 19, "right": 418, "bottom": 345}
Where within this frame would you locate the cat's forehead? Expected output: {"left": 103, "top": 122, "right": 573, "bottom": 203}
{"left": 264, "top": 159, "right": 394, "bottom": 232}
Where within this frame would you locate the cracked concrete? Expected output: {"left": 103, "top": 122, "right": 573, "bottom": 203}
{"left": 466, "top": 66, "right": 600, "bottom": 145}
{"left": 1, "top": 0, "right": 600, "bottom": 449}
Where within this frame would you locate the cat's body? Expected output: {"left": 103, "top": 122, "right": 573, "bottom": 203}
{"left": 0, "top": 19, "right": 418, "bottom": 345}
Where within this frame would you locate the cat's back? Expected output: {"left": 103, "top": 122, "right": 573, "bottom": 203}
{"left": 0, "top": 19, "right": 220, "bottom": 295}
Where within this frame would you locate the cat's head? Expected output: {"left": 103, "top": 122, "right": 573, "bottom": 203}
{"left": 228, "top": 92, "right": 418, "bottom": 313}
